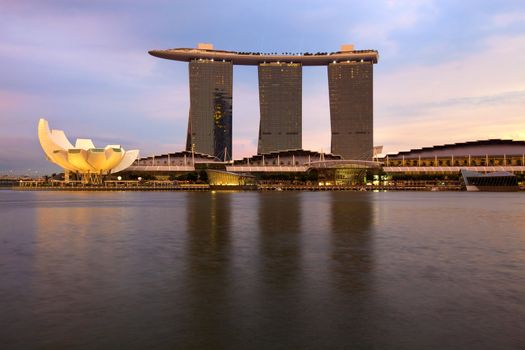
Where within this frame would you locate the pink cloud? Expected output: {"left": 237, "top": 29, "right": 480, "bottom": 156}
{"left": 0, "top": 90, "right": 37, "bottom": 113}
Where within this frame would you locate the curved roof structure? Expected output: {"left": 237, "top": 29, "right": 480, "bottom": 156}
{"left": 149, "top": 47, "right": 379, "bottom": 66}
{"left": 134, "top": 150, "right": 218, "bottom": 164}
{"left": 383, "top": 139, "right": 525, "bottom": 159}
{"left": 233, "top": 149, "right": 342, "bottom": 164}
{"left": 38, "top": 118, "right": 139, "bottom": 174}
{"left": 308, "top": 159, "right": 382, "bottom": 169}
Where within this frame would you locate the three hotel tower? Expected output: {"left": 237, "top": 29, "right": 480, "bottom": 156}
{"left": 149, "top": 44, "right": 378, "bottom": 161}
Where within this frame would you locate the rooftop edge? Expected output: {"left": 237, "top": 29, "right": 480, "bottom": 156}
{"left": 148, "top": 46, "right": 379, "bottom": 66}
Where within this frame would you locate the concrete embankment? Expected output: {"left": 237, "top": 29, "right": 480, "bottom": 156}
{"left": 9, "top": 184, "right": 466, "bottom": 191}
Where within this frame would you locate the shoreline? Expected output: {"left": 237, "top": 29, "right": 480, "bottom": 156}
{"left": 4, "top": 182, "right": 524, "bottom": 192}
{"left": 3, "top": 185, "right": 467, "bottom": 192}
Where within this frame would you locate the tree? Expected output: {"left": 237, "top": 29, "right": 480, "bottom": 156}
{"left": 198, "top": 170, "right": 208, "bottom": 182}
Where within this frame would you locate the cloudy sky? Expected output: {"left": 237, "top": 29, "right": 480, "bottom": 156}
{"left": 1, "top": 0, "right": 524, "bottom": 174}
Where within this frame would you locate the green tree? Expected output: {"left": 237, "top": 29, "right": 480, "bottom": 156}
{"left": 199, "top": 170, "right": 208, "bottom": 182}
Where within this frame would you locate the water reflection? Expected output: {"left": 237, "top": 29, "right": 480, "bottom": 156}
{"left": 2, "top": 191, "right": 524, "bottom": 349}
{"left": 28, "top": 193, "right": 138, "bottom": 348}
{"left": 181, "top": 192, "right": 233, "bottom": 348}
{"left": 329, "top": 192, "right": 374, "bottom": 292}
{"left": 252, "top": 192, "right": 304, "bottom": 347}
{"left": 324, "top": 192, "right": 377, "bottom": 347}
{"left": 257, "top": 192, "right": 302, "bottom": 286}
{"left": 27, "top": 192, "right": 192, "bottom": 348}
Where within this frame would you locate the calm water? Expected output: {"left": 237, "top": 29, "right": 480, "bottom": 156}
{"left": 0, "top": 190, "right": 524, "bottom": 349}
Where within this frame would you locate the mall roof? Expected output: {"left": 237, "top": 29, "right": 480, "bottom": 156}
{"left": 383, "top": 139, "right": 525, "bottom": 158}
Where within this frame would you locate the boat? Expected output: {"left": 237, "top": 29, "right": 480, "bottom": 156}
{"left": 460, "top": 169, "right": 519, "bottom": 192}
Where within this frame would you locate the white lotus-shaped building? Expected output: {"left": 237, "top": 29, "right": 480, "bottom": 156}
{"left": 38, "top": 118, "right": 139, "bottom": 180}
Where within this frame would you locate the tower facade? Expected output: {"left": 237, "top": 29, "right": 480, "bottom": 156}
{"left": 187, "top": 60, "right": 233, "bottom": 160}
{"left": 328, "top": 61, "right": 373, "bottom": 160}
{"left": 151, "top": 44, "right": 378, "bottom": 160}
{"left": 257, "top": 62, "right": 302, "bottom": 154}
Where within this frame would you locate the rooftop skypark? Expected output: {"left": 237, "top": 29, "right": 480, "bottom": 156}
{"left": 149, "top": 43, "right": 379, "bottom": 66}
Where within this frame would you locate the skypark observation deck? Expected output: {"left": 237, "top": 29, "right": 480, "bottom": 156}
{"left": 148, "top": 48, "right": 379, "bottom": 66}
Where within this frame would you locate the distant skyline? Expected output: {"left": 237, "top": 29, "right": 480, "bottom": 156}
{"left": 1, "top": 0, "right": 524, "bottom": 173}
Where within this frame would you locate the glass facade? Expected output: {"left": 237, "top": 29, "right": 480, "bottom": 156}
{"left": 258, "top": 63, "right": 302, "bottom": 154}
{"left": 187, "top": 60, "right": 233, "bottom": 161}
{"left": 328, "top": 62, "right": 373, "bottom": 160}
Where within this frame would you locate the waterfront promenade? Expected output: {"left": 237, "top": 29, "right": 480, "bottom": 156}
{"left": 6, "top": 177, "right": 525, "bottom": 192}
{"left": 11, "top": 181, "right": 464, "bottom": 192}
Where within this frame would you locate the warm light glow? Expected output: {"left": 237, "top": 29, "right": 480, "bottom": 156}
{"left": 37, "top": 118, "right": 139, "bottom": 175}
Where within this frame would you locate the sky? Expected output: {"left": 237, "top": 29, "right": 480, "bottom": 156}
{"left": 1, "top": 0, "right": 524, "bottom": 174}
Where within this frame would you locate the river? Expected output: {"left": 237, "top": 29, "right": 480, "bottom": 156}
{"left": 1, "top": 191, "right": 524, "bottom": 349}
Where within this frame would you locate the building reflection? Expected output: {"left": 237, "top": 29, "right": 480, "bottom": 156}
{"left": 30, "top": 192, "right": 131, "bottom": 347}
{"left": 184, "top": 192, "right": 232, "bottom": 272}
{"left": 257, "top": 192, "right": 302, "bottom": 287}
{"left": 247, "top": 192, "right": 303, "bottom": 342}
{"left": 180, "top": 192, "right": 233, "bottom": 348}
{"left": 34, "top": 192, "right": 127, "bottom": 266}
{"left": 327, "top": 192, "right": 376, "bottom": 349}
{"left": 329, "top": 192, "right": 374, "bottom": 292}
